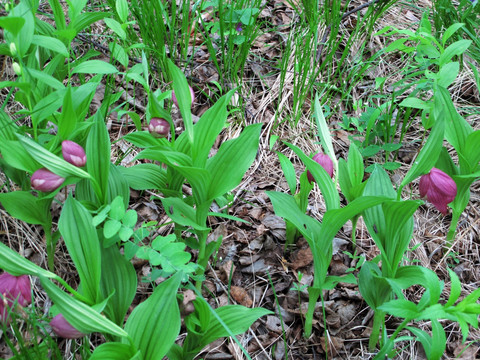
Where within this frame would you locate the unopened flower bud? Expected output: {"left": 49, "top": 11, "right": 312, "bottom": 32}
{"left": 0, "top": 272, "right": 31, "bottom": 323}
{"left": 12, "top": 62, "right": 21, "bottom": 76}
{"left": 148, "top": 118, "right": 170, "bottom": 138}
{"left": 172, "top": 85, "right": 195, "bottom": 108}
{"left": 62, "top": 140, "right": 86, "bottom": 167}
{"left": 9, "top": 43, "right": 17, "bottom": 57}
{"left": 50, "top": 314, "right": 85, "bottom": 339}
{"left": 307, "top": 152, "right": 334, "bottom": 183}
{"left": 419, "top": 167, "right": 457, "bottom": 215}
{"left": 31, "top": 168, "right": 65, "bottom": 192}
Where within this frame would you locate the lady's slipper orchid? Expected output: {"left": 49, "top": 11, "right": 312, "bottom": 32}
{"left": 172, "top": 85, "right": 195, "bottom": 108}
{"left": 31, "top": 168, "right": 65, "bottom": 192}
{"left": 0, "top": 272, "right": 31, "bottom": 323}
{"left": 62, "top": 140, "right": 86, "bottom": 167}
{"left": 419, "top": 167, "right": 457, "bottom": 215}
{"left": 307, "top": 152, "right": 334, "bottom": 183}
{"left": 148, "top": 118, "right": 170, "bottom": 138}
{"left": 50, "top": 314, "right": 85, "bottom": 339}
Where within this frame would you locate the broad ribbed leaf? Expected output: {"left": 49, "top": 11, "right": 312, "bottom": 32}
{"left": 358, "top": 261, "right": 392, "bottom": 310}
{"left": 0, "top": 242, "right": 56, "bottom": 278}
{"left": 17, "top": 135, "right": 90, "bottom": 179}
{"left": 437, "top": 86, "right": 472, "bottom": 154}
{"left": 276, "top": 152, "right": 297, "bottom": 194}
{"left": 58, "top": 86, "right": 77, "bottom": 138}
{"left": 108, "top": 165, "right": 130, "bottom": 208}
{"left": 383, "top": 200, "right": 421, "bottom": 276}
{"left": 445, "top": 268, "right": 462, "bottom": 308}
{"left": 72, "top": 60, "right": 118, "bottom": 74}
{"left": 439, "top": 39, "right": 471, "bottom": 66}
{"left": 400, "top": 109, "right": 444, "bottom": 189}
{"left": 161, "top": 197, "right": 209, "bottom": 231}
{"left": 463, "top": 130, "right": 480, "bottom": 171}
{"left": 0, "top": 110, "right": 18, "bottom": 141}
{"left": 123, "top": 272, "right": 182, "bottom": 360}
{"left": 90, "top": 343, "right": 139, "bottom": 360}
{"left": 100, "top": 245, "right": 137, "bottom": 327}
{"left": 87, "top": 111, "right": 111, "bottom": 204}
{"left": 118, "top": 164, "right": 167, "bottom": 190}
{"left": 363, "top": 166, "right": 396, "bottom": 250}
{"left": 313, "top": 94, "right": 335, "bottom": 166}
{"left": 286, "top": 142, "right": 339, "bottom": 210}
{"left": 266, "top": 191, "right": 322, "bottom": 242}
{"left": 206, "top": 123, "right": 261, "bottom": 201}
{"left": 201, "top": 305, "right": 272, "bottom": 347}
{"left": 0, "top": 191, "right": 51, "bottom": 226}
{"left": 123, "top": 131, "right": 169, "bottom": 148}
{"left": 347, "top": 143, "right": 364, "bottom": 188}
{"left": 58, "top": 195, "right": 101, "bottom": 303}
{"left": 386, "top": 266, "right": 442, "bottom": 306}
{"left": 378, "top": 299, "right": 419, "bottom": 319}
{"left": 408, "top": 320, "right": 445, "bottom": 360}
{"left": 40, "top": 277, "right": 128, "bottom": 338}
{"left": 319, "top": 196, "right": 388, "bottom": 285}
{"left": 192, "top": 90, "right": 233, "bottom": 167}
{"left": 31, "top": 34, "right": 69, "bottom": 56}
{"left": 168, "top": 60, "right": 193, "bottom": 145}
{"left": 338, "top": 158, "right": 352, "bottom": 201}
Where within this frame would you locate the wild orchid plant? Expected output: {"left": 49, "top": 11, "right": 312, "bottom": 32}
{"left": 0, "top": 2, "right": 270, "bottom": 359}
{"left": 270, "top": 88, "right": 480, "bottom": 357}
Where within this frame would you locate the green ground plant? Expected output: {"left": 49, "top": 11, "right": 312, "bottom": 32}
{"left": 271, "top": 79, "right": 480, "bottom": 357}
{"left": 0, "top": 0, "right": 479, "bottom": 358}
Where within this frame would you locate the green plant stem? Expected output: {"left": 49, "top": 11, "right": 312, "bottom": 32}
{"left": 446, "top": 210, "right": 460, "bottom": 246}
{"left": 319, "top": 289, "right": 329, "bottom": 360}
{"left": 369, "top": 310, "right": 385, "bottom": 351}
{"left": 304, "top": 286, "right": 321, "bottom": 338}
{"left": 351, "top": 215, "right": 359, "bottom": 247}
{"left": 44, "top": 225, "right": 55, "bottom": 272}
{"left": 195, "top": 202, "right": 211, "bottom": 290}
{"left": 195, "top": 230, "right": 209, "bottom": 290}
{"left": 53, "top": 276, "right": 91, "bottom": 304}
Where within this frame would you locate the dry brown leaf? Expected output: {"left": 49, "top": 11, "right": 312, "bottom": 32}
{"left": 230, "top": 285, "right": 253, "bottom": 307}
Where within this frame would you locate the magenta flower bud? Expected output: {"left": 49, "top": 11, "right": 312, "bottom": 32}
{"left": 172, "top": 85, "right": 195, "bottom": 108}
{"left": 148, "top": 118, "right": 170, "bottom": 138}
{"left": 0, "top": 272, "right": 31, "bottom": 323}
{"left": 419, "top": 168, "right": 457, "bottom": 215}
{"left": 50, "top": 314, "right": 85, "bottom": 339}
{"left": 31, "top": 168, "right": 65, "bottom": 192}
{"left": 62, "top": 140, "right": 86, "bottom": 167}
{"left": 307, "top": 152, "right": 334, "bottom": 183}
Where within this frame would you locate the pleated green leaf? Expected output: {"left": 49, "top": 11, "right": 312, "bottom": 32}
{"left": 90, "top": 343, "right": 140, "bottom": 360}
{"left": 0, "top": 191, "right": 51, "bottom": 226}
{"left": 161, "top": 197, "right": 209, "bottom": 231}
{"left": 286, "top": 142, "right": 340, "bottom": 211}
{"left": 87, "top": 111, "right": 111, "bottom": 204}
{"left": 0, "top": 241, "right": 56, "bottom": 278}
{"left": 191, "top": 90, "right": 233, "bottom": 167}
{"left": 399, "top": 106, "right": 444, "bottom": 189}
{"left": 201, "top": 305, "right": 272, "bottom": 346}
{"left": 123, "top": 272, "right": 182, "bottom": 360}
{"left": 118, "top": 164, "right": 167, "bottom": 190}
{"left": 58, "top": 195, "right": 101, "bottom": 303}
{"left": 17, "top": 135, "right": 91, "bottom": 179}
{"left": 100, "top": 245, "right": 137, "bottom": 327}
{"left": 276, "top": 152, "right": 297, "bottom": 194}
{"left": 168, "top": 60, "right": 194, "bottom": 145}
{"left": 206, "top": 123, "right": 261, "bottom": 201}
{"left": 40, "top": 276, "right": 128, "bottom": 338}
